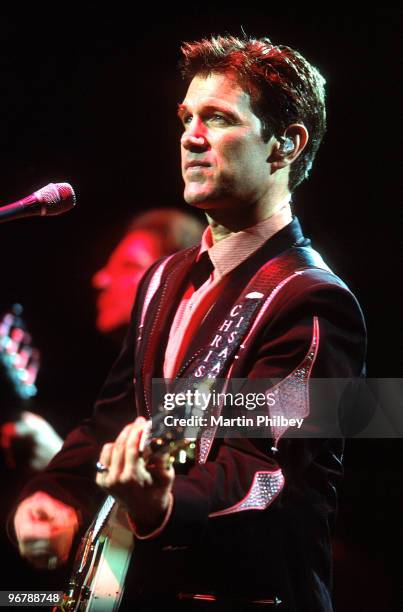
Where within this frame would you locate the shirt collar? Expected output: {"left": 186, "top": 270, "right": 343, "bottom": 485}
{"left": 198, "top": 197, "right": 293, "bottom": 278}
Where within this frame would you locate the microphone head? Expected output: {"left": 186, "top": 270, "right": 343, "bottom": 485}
{"left": 34, "top": 182, "right": 76, "bottom": 216}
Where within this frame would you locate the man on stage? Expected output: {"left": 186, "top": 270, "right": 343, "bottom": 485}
{"left": 13, "top": 35, "right": 366, "bottom": 611}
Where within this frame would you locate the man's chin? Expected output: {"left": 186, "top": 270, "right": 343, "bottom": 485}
{"left": 96, "top": 313, "right": 122, "bottom": 334}
{"left": 96, "top": 316, "right": 128, "bottom": 344}
{"left": 184, "top": 189, "right": 220, "bottom": 210}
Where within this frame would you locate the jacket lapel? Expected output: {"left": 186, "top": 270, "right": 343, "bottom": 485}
{"left": 137, "top": 247, "right": 198, "bottom": 415}
{"left": 136, "top": 217, "right": 308, "bottom": 412}
{"left": 176, "top": 218, "right": 307, "bottom": 378}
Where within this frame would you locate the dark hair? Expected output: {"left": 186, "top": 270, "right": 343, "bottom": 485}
{"left": 128, "top": 208, "right": 205, "bottom": 253}
{"left": 180, "top": 35, "right": 326, "bottom": 191}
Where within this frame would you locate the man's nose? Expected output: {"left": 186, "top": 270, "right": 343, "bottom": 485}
{"left": 92, "top": 268, "right": 111, "bottom": 289}
{"left": 181, "top": 120, "right": 209, "bottom": 151}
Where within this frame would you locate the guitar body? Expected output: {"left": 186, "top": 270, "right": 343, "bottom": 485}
{"left": 59, "top": 422, "right": 193, "bottom": 611}
{"left": 59, "top": 498, "right": 134, "bottom": 611}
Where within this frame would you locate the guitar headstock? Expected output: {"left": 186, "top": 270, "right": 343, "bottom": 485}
{"left": 142, "top": 411, "right": 196, "bottom": 466}
{"left": 0, "top": 304, "right": 40, "bottom": 399}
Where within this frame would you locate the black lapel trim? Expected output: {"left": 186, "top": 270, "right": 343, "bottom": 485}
{"left": 137, "top": 246, "right": 199, "bottom": 415}
{"left": 177, "top": 217, "right": 308, "bottom": 371}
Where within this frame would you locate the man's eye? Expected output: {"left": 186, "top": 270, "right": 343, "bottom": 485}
{"left": 182, "top": 114, "right": 192, "bottom": 125}
{"left": 209, "top": 114, "right": 229, "bottom": 124}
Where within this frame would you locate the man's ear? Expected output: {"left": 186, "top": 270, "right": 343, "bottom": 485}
{"left": 268, "top": 124, "right": 309, "bottom": 170}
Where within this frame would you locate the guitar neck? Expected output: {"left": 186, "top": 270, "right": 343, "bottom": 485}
{"left": 91, "top": 495, "right": 116, "bottom": 542}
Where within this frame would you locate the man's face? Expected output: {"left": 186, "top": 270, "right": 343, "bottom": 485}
{"left": 179, "top": 72, "right": 272, "bottom": 211}
{"left": 92, "top": 230, "right": 163, "bottom": 334}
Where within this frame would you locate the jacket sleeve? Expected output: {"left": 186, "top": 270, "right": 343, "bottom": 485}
{"left": 14, "top": 321, "right": 136, "bottom": 524}
{"left": 15, "top": 261, "right": 162, "bottom": 525}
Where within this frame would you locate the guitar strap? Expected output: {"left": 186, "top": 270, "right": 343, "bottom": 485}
{"left": 139, "top": 245, "right": 331, "bottom": 461}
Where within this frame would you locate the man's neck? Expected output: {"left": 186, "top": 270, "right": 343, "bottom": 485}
{"left": 206, "top": 193, "right": 291, "bottom": 243}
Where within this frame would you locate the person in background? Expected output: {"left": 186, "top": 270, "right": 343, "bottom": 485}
{"left": 92, "top": 208, "right": 205, "bottom": 338}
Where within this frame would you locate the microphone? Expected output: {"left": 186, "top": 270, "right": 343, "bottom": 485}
{"left": 0, "top": 183, "right": 76, "bottom": 224}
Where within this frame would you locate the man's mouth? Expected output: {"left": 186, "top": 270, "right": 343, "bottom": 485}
{"left": 185, "top": 160, "right": 211, "bottom": 170}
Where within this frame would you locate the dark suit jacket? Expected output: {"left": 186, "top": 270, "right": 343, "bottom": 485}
{"left": 20, "top": 218, "right": 366, "bottom": 611}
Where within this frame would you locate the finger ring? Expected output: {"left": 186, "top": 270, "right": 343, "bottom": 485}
{"left": 96, "top": 461, "right": 109, "bottom": 473}
{"left": 47, "top": 556, "right": 58, "bottom": 570}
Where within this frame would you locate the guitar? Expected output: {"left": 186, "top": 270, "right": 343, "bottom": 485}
{"left": 0, "top": 304, "right": 41, "bottom": 467}
{"left": 57, "top": 418, "right": 195, "bottom": 612}
{"left": 0, "top": 304, "right": 39, "bottom": 400}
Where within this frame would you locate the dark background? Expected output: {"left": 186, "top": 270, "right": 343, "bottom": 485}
{"left": 0, "top": 4, "right": 401, "bottom": 610}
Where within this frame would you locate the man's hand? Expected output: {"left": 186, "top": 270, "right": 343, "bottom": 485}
{"left": 1, "top": 411, "right": 63, "bottom": 472}
{"left": 14, "top": 411, "right": 63, "bottom": 470}
{"left": 96, "top": 417, "right": 174, "bottom": 535}
{"left": 14, "top": 491, "right": 79, "bottom": 569}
